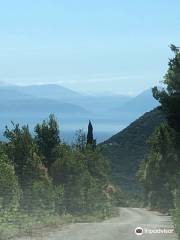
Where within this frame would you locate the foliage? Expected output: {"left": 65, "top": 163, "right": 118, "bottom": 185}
{"left": 0, "top": 154, "right": 20, "bottom": 212}
{"left": 138, "top": 47, "right": 180, "bottom": 235}
{"left": 0, "top": 210, "right": 74, "bottom": 240}
{"left": 102, "top": 108, "right": 165, "bottom": 192}
{"left": 0, "top": 115, "right": 116, "bottom": 239}
{"left": 54, "top": 185, "right": 65, "bottom": 215}
{"left": 34, "top": 114, "right": 60, "bottom": 169}
{"left": 87, "top": 121, "right": 94, "bottom": 145}
{"left": 50, "top": 143, "right": 113, "bottom": 215}
{"left": 4, "top": 123, "right": 48, "bottom": 186}
{"left": 84, "top": 147, "right": 110, "bottom": 182}
{"left": 172, "top": 208, "right": 180, "bottom": 239}
{"left": 172, "top": 177, "right": 180, "bottom": 238}
{"left": 152, "top": 50, "right": 180, "bottom": 143}
{"left": 50, "top": 145, "right": 85, "bottom": 185}
{"left": 73, "top": 129, "right": 86, "bottom": 152}
{"left": 137, "top": 123, "right": 178, "bottom": 212}
{"left": 87, "top": 121, "right": 96, "bottom": 150}
{"left": 21, "top": 180, "right": 55, "bottom": 213}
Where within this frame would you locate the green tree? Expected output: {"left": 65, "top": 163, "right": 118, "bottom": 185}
{"left": 84, "top": 147, "right": 110, "bottom": 182}
{"left": 34, "top": 114, "right": 60, "bottom": 169}
{"left": 50, "top": 138, "right": 112, "bottom": 215}
{"left": 87, "top": 121, "right": 93, "bottom": 145}
{"left": 23, "top": 179, "right": 55, "bottom": 213}
{"left": 151, "top": 46, "right": 180, "bottom": 210}
{"left": 87, "top": 121, "right": 96, "bottom": 151}
{"left": 50, "top": 146, "right": 85, "bottom": 185}
{"left": 137, "top": 124, "right": 178, "bottom": 211}
{"left": 0, "top": 149, "right": 20, "bottom": 211}
{"left": 73, "top": 129, "right": 86, "bottom": 152}
{"left": 172, "top": 179, "right": 180, "bottom": 238}
{"left": 4, "top": 124, "right": 43, "bottom": 184}
{"left": 170, "top": 44, "right": 180, "bottom": 54}
{"left": 152, "top": 46, "right": 180, "bottom": 145}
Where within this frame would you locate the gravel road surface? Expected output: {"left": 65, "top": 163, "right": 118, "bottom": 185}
{"left": 15, "top": 208, "right": 178, "bottom": 240}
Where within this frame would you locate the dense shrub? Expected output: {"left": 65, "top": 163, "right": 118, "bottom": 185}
{"left": 0, "top": 156, "right": 20, "bottom": 212}
{"left": 50, "top": 144, "right": 114, "bottom": 216}
{"left": 21, "top": 180, "right": 55, "bottom": 213}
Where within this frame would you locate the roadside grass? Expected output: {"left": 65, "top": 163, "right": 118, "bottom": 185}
{"left": 74, "top": 207, "right": 118, "bottom": 223}
{"left": 172, "top": 208, "right": 180, "bottom": 239}
{"left": 0, "top": 207, "right": 118, "bottom": 239}
{"left": 0, "top": 211, "right": 74, "bottom": 240}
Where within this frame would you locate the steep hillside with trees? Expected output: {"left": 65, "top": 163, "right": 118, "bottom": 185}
{"left": 102, "top": 108, "right": 165, "bottom": 191}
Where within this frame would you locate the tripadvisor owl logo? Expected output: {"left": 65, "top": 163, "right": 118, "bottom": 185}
{"left": 135, "top": 227, "right": 144, "bottom": 236}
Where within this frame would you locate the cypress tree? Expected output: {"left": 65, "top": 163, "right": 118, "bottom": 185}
{"left": 87, "top": 121, "right": 93, "bottom": 145}
{"left": 86, "top": 121, "right": 96, "bottom": 150}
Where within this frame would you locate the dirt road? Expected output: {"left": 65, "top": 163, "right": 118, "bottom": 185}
{"left": 15, "top": 208, "right": 178, "bottom": 240}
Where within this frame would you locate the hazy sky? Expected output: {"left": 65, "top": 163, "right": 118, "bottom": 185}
{"left": 0, "top": 0, "right": 179, "bottom": 95}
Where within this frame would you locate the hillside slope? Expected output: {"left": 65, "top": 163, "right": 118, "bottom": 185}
{"left": 102, "top": 108, "right": 166, "bottom": 192}
{"left": 114, "top": 89, "right": 159, "bottom": 114}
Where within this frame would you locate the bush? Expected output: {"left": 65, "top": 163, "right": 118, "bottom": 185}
{"left": 172, "top": 185, "right": 180, "bottom": 238}
{"left": 172, "top": 208, "right": 180, "bottom": 238}
{"left": 0, "top": 158, "right": 20, "bottom": 212}
{"left": 50, "top": 145, "right": 114, "bottom": 216}
{"left": 21, "top": 180, "right": 55, "bottom": 213}
{"left": 54, "top": 185, "right": 65, "bottom": 215}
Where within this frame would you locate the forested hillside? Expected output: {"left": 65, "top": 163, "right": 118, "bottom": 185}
{"left": 102, "top": 108, "right": 165, "bottom": 191}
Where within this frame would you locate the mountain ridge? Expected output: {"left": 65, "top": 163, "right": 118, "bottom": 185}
{"left": 101, "top": 108, "right": 166, "bottom": 191}
{"left": 0, "top": 83, "right": 164, "bottom": 143}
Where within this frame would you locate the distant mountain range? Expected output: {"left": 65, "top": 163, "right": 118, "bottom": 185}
{"left": 18, "top": 84, "right": 81, "bottom": 100}
{"left": 0, "top": 83, "right": 159, "bottom": 142}
{"left": 0, "top": 84, "right": 88, "bottom": 117}
{"left": 114, "top": 89, "right": 159, "bottom": 114}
